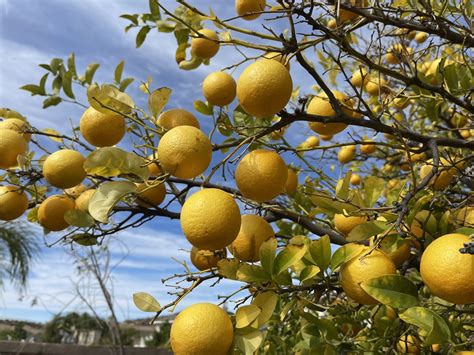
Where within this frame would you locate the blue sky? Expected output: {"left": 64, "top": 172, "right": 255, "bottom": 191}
{"left": 0, "top": 0, "right": 359, "bottom": 323}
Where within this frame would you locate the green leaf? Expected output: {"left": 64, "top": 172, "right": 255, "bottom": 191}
{"left": 119, "top": 78, "right": 134, "bottom": 92}
{"left": 361, "top": 275, "right": 419, "bottom": 308}
{"left": 0, "top": 108, "right": 27, "bottom": 120}
{"left": 311, "top": 192, "right": 356, "bottom": 213}
{"left": 273, "top": 239, "right": 308, "bottom": 275}
{"left": 87, "top": 84, "right": 134, "bottom": 115}
{"left": 309, "top": 235, "right": 331, "bottom": 271}
{"left": 454, "top": 227, "right": 474, "bottom": 236}
{"left": 64, "top": 210, "right": 95, "bottom": 228}
{"left": 299, "top": 265, "right": 321, "bottom": 282}
{"left": 43, "top": 96, "right": 62, "bottom": 109}
{"left": 49, "top": 58, "right": 63, "bottom": 74}
{"left": 61, "top": 70, "right": 75, "bottom": 99}
{"left": 114, "top": 60, "right": 125, "bottom": 83}
{"left": 120, "top": 14, "right": 139, "bottom": 26}
{"left": 363, "top": 176, "right": 385, "bottom": 207}
{"left": 347, "top": 220, "right": 390, "bottom": 242}
{"left": 253, "top": 291, "right": 278, "bottom": 327}
{"left": 217, "top": 258, "right": 239, "bottom": 280}
{"left": 20, "top": 84, "right": 43, "bottom": 96}
{"left": 133, "top": 292, "right": 161, "bottom": 312}
{"left": 399, "top": 307, "right": 451, "bottom": 345}
{"left": 235, "top": 304, "right": 261, "bottom": 329}
{"left": 51, "top": 75, "right": 62, "bottom": 95}
{"left": 38, "top": 73, "right": 48, "bottom": 95}
{"left": 156, "top": 20, "right": 176, "bottom": 33}
{"left": 72, "top": 233, "right": 98, "bottom": 246}
{"left": 237, "top": 264, "right": 270, "bottom": 283}
{"left": 259, "top": 238, "right": 277, "bottom": 277}
{"left": 136, "top": 26, "right": 151, "bottom": 48}
{"left": 336, "top": 170, "right": 352, "bottom": 200}
{"left": 330, "top": 243, "right": 364, "bottom": 271}
{"left": 88, "top": 181, "right": 137, "bottom": 223}
{"left": 149, "top": 87, "right": 172, "bottom": 118}
{"left": 149, "top": 0, "right": 161, "bottom": 19}
{"left": 234, "top": 330, "right": 263, "bottom": 355}
{"left": 84, "top": 63, "right": 100, "bottom": 85}
{"left": 194, "top": 100, "right": 213, "bottom": 115}
{"left": 84, "top": 147, "right": 150, "bottom": 182}
{"left": 67, "top": 52, "right": 77, "bottom": 79}
{"left": 27, "top": 207, "right": 39, "bottom": 223}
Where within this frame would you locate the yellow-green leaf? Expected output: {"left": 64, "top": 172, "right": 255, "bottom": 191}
{"left": 64, "top": 210, "right": 95, "bottom": 228}
{"left": 347, "top": 220, "right": 390, "bottom": 242}
{"left": 88, "top": 181, "right": 137, "bottom": 223}
{"left": 361, "top": 274, "right": 419, "bottom": 308}
{"left": 309, "top": 235, "right": 331, "bottom": 271}
{"left": 234, "top": 330, "right": 263, "bottom": 355}
{"left": 87, "top": 84, "right": 134, "bottom": 115}
{"left": 72, "top": 233, "right": 98, "bottom": 246}
{"left": 399, "top": 307, "right": 451, "bottom": 345}
{"left": 42, "top": 128, "right": 63, "bottom": 143}
{"left": 273, "top": 239, "right": 308, "bottom": 275}
{"left": 299, "top": 265, "right": 321, "bottom": 283}
{"left": 133, "top": 292, "right": 161, "bottom": 312}
{"left": 149, "top": 87, "right": 172, "bottom": 118}
{"left": 259, "top": 238, "right": 277, "bottom": 276}
{"left": 330, "top": 243, "right": 364, "bottom": 271}
{"left": 253, "top": 291, "right": 278, "bottom": 327}
{"left": 237, "top": 264, "right": 270, "bottom": 283}
{"left": 217, "top": 258, "right": 239, "bottom": 280}
{"left": 235, "top": 304, "right": 261, "bottom": 329}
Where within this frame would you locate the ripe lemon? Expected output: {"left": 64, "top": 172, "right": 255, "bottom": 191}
{"left": 340, "top": 247, "right": 397, "bottom": 304}
{"left": 235, "top": 0, "right": 266, "bottom": 20}
{"left": 327, "top": 18, "right": 337, "bottom": 29}
{"left": 338, "top": 145, "right": 356, "bottom": 164}
{"left": 157, "top": 109, "right": 200, "bottom": 130}
{"left": 320, "top": 134, "right": 333, "bottom": 141}
{"left": 229, "top": 214, "right": 275, "bottom": 262}
{"left": 307, "top": 91, "right": 355, "bottom": 135}
{"left": 379, "top": 236, "right": 412, "bottom": 267}
{"left": 0, "top": 129, "right": 28, "bottom": 169}
{"left": 409, "top": 210, "right": 437, "bottom": 238}
{"left": 0, "top": 185, "right": 29, "bottom": 221}
{"left": 397, "top": 334, "right": 420, "bottom": 354}
{"left": 191, "top": 29, "right": 220, "bottom": 59}
{"left": 75, "top": 189, "right": 96, "bottom": 212}
{"left": 285, "top": 168, "right": 298, "bottom": 194}
{"left": 334, "top": 213, "right": 368, "bottom": 235}
{"left": 419, "top": 158, "right": 455, "bottom": 190}
{"left": 202, "top": 71, "right": 236, "bottom": 106}
{"left": 190, "top": 247, "right": 226, "bottom": 270}
{"left": 365, "top": 77, "right": 389, "bottom": 96}
{"left": 145, "top": 155, "right": 163, "bottom": 177}
{"left": 360, "top": 139, "right": 376, "bottom": 154}
{"left": 420, "top": 233, "right": 474, "bottom": 304}
{"left": 0, "top": 118, "right": 31, "bottom": 141}
{"left": 80, "top": 107, "right": 126, "bottom": 147}
{"left": 181, "top": 189, "right": 241, "bottom": 250}
{"left": 302, "top": 136, "right": 320, "bottom": 149}
{"left": 42, "top": 149, "right": 86, "bottom": 189}
{"left": 64, "top": 184, "right": 87, "bottom": 198}
{"left": 415, "top": 31, "right": 428, "bottom": 43}
{"left": 237, "top": 59, "right": 293, "bottom": 118}
{"left": 350, "top": 173, "right": 361, "bottom": 186}
{"left": 38, "top": 194, "right": 75, "bottom": 231}
{"left": 338, "top": 0, "right": 368, "bottom": 22}
{"left": 235, "top": 149, "right": 288, "bottom": 202}
{"left": 351, "top": 68, "right": 368, "bottom": 87}
{"left": 170, "top": 303, "right": 233, "bottom": 355}
{"left": 263, "top": 52, "right": 290, "bottom": 69}
{"left": 157, "top": 126, "right": 212, "bottom": 179}
{"left": 135, "top": 181, "right": 166, "bottom": 207}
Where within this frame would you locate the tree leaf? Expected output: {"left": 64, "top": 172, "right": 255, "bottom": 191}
{"left": 43, "top": 96, "right": 62, "bottom": 109}
{"left": 217, "top": 258, "right": 239, "bottom": 280}
{"left": 136, "top": 26, "right": 151, "bottom": 48}
{"left": 309, "top": 235, "right": 331, "bottom": 271}
{"left": 119, "top": 77, "right": 134, "bottom": 92}
{"left": 311, "top": 192, "right": 356, "bottom": 213}
{"left": 399, "top": 307, "right": 451, "bottom": 345}
{"left": 234, "top": 330, "right": 263, "bottom": 355}
{"left": 72, "top": 233, "right": 98, "bottom": 246}
{"left": 87, "top": 84, "right": 134, "bottom": 115}
{"left": 361, "top": 274, "right": 419, "bottom": 308}
{"left": 237, "top": 264, "right": 270, "bottom": 283}
{"left": 114, "top": 60, "right": 125, "bottom": 83}
{"left": 347, "top": 220, "right": 390, "bottom": 242}
{"left": 235, "top": 304, "right": 261, "bottom": 329}
{"left": 84, "top": 147, "right": 150, "bottom": 182}
{"left": 330, "top": 243, "right": 364, "bottom": 271}
{"left": 67, "top": 52, "right": 77, "bottom": 79}
{"left": 88, "top": 181, "right": 137, "bottom": 223}
{"left": 363, "top": 176, "right": 385, "bottom": 207}
{"left": 299, "top": 265, "right": 321, "bottom": 283}
{"left": 253, "top": 291, "right": 278, "bottom": 327}
{"left": 133, "top": 292, "right": 161, "bottom": 312}
{"left": 64, "top": 210, "right": 95, "bottom": 228}
{"left": 42, "top": 128, "right": 63, "bottom": 142}
{"left": 61, "top": 70, "right": 75, "bottom": 99}
{"left": 336, "top": 170, "right": 352, "bottom": 200}
{"left": 149, "top": 87, "right": 172, "bottom": 118}
{"left": 20, "top": 84, "right": 43, "bottom": 96}
{"left": 194, "top": 100, "right": 213, "bottom": 115}
{"left": 273, "top": 238, "right": 308, "bottom": 275}
{"left": 84, "top": 63, "right": 100, "bottom": 85}
{"left": 259, "top": 238, "right": 277, "bottom": 277}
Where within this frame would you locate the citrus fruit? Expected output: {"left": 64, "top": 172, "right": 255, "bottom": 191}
{"left": 397, "top": 334, "right": 420, "bottom": 354}
{"left": 285, "top": 168, "right": 298, "bottom": 194}
{"left": 190, "top": 247, "right": 226, "bottom": 270}
{"left": 379, "top": 236, "right": 412, "bottom": 267}
{"left": 351, "top": 68, "right": 368, "bottom": 87}
{"left": 64, "top": 184, "right": 87, "bottom": 198}
{"left": 0, "top": 118, "right": 31, "bottom": 141}
{"left": 157, "top": 109, "right": 200, "bottom": 130}
{"left": 80, "top": 106, "right": 126, "bottom": 147}
{"left": 360, "top": 139, "right": 376, "bottom": 154}
{"left": 229, "top": 214, "right": 275, "bottom": 262}
{"left": 338, "top": 145, "right": 356, "bottom": 164}
{"left": 180, "top": 189, "right": 241, "bottom": 250}
{"left": 0, "top": 185, "right": 29, "bottom": 221}
{"left": 202, "top": 71, "right": 236, "bottom": 106}
{"left": 191, "top": 29, "right": 220, "bottom": 59}
{"left": 170, "top": 303, "right": 233, "bottom": 355}
{"left": 307, "top": 90, "right": 355, "bottom": 135}
{"left": 237, "top": 59, "right": 293, "bottom": 118}
{"left": 0, "top": 129, "right": 28, "bottom": 169}
{"left": 409, "top": 210, "right": 437, "bottom": 238}
{"left": 136, "top": 181, "right": 166, "bottom": 207}
{"left": 420, "top": 233, "right": 474, "bottom": 304}
{"left": 334, "top": 213, "right": 367, "bottom": 235}
{"left": 419, "top": 158, "right": 456, "bottom": 190}
{"left": 235, "top": 149, "right": 288, "bottom": 202}
{"left": 350, "top": 173, "right": 361, "bottom": 185}
{"left": 157, "top": 126, "right": 212, "bottom": 179}
{"left": 365, "top": 77, "right": 389, "bottom": 96}
{"left": 235, "top": 0, "right": 266, "bottom": 20}
{"left": 75, "top": 189, "right": 96, "bottom": 212}
{"left": 415, "top": 31, "right": 428, "bottom": 43}
{"left": 338, "top": 0, "right": 368, "bottom": 22}
{"left": 340, "top": 247, "right": 397, "bottom": 304}
{"left": 38, "top": 195, "right": 75, "bottom": 231}
{"left": 263, "top": 52, "right": 290, "bottom": 69}
{"left": 42, "top": 149, "right": 86, "bottom": 189}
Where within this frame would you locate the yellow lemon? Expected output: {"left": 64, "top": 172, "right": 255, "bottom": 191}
{"left": 181, "top": 189, "right": 241, "bottom": 250}
{"left": 361, "top": 139, "right": 376, "bottom": 154}
{"left": 285, "top": 168, "right": 298, "bottom": 194}
{"left": 190, "top": 247, "right": 226, "bottom": 270}
{"left": 0, "top": 129, "right": 28, "bottom": 169}
{"left": 334, "top": 213, "right": 367, "bottom": 235}
{"left": 202, "top": 71, "right": 236, "bottom": 106}
{"left": 191, "top": 29, "right": 219, "bottom": 59}
{"left": 338, "top": 0, "right": 368, "bottom": 22}
{"left": 157, "top": 126, "right": 212, "bottom": 179}
{"left": 235, "top": 0, "right": 266, "bottom": 20}
{"left": 135, "top": 181, "right": 166, "bottom": 207}
{"left": 350, "top": 173, "right": 361, "bottom": 186}
{"left": 38, "top": 195, "right": 75, "bottom": 231}
{"left": 64, "top": 184, "right": 87, "bottom": 198}
{"left": 351, "top": 67, "right": 368, "bottom": 87}
{"left": 80, "top": 107, "right": 126, "bottom": 147}
{"left": 397, "top": 334, "right": 420, "bottom": 354}
{"left": 235, "top": 149, "right": 288, "bottom": 202}
{"left": 42, "top": 149, "right": 86, "bottom": 189}
{"left": 263, "top": 51, "right": 290, "bottom": 69}
{"left": 237, "top": 59, "right": 293, "bottom": 118}
{"left": 338, "top": 145, "right": 356, "bottom": 164}
{"left": 157, "top": 109, "right": 200, "bottom": 130}
{"left": 419, "top": 158, "right": 456, "bottom": 190}
{"left": 0, "top": 118, "right": 31, "bottom": 141}
{"left": 75, "top": 189, "right": 96, "bottom": 212}
{"left": 0, "top": 185, "right": 29, "bottom": 221}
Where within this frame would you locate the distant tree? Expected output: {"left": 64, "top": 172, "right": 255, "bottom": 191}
{"left": 145, "top": 321, "right": 171, "bottom": 348}
{"left": 42, "top": 312, "right": 106, "bottom": 344}
{"left": 11, "top": 322, "right": 27, "bottom": 341}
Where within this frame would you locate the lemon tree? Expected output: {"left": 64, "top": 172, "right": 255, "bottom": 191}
{"left": 2, "top": 0, "right": 473, "bottom": 353}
